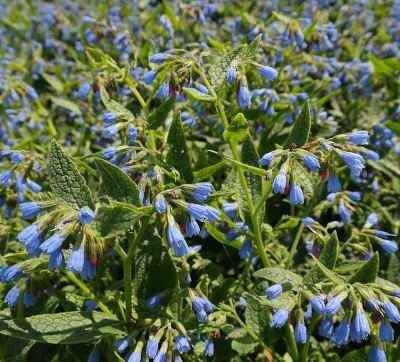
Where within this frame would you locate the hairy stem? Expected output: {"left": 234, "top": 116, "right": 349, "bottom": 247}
{"left": 286, "top": 223, "right": 304, "bottom": 268}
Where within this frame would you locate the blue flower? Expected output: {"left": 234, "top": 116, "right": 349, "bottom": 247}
{"left": 4, "top": 286, "right": 20, "bottom": 306}
{"left": 48, "top": 249, "right": 64, "bottom": 270}
{"left": 326, "top": 297, "right": 341, "bottom": 317}
{"left": 203, "top": 339, "right": 214, "bottom": 357}
{"left": 80, "top": 258, "right": 96, "bottom": 280}
{"left": 26, "top": 85, "right": 39, "bottom": 100}
{"left": 77, "top": 82, "right": 91, "bottom": 100}
{"left": 196, "top": 309, "right": 209, "bottom": 323}
{"left": 128, "top": 125, "right": 137, "bottom": 141}
{"left": 142, "top": 70, "right": 157, "bottom": 85}
{"left": 327, "top": 175, "right": 342, "bottom": 192}
{"left": 11, "top": 152, "right": 24, "bottom": 164}
{"left": 115, "top": 336, "right": 130, "bottom": 353}
{"left": 272, "top": 172, "right": 287, "bottom": 194}
{"left": 23, "top": 291, "right": 37, "bottom": 307}
{"left": 379, "top": 322, "right": 394, "bottom": 342}
{"left": 304, "top": 306, "right": 312, "bottom": 321}
{"left": 17, "top": 224, "right": 40, "bottom": 246}
{"left": 331, "top": 320, "right": 350, "bottom": 346}
{"left": 385, "top": 301, "right": 400, "bottom": 323}
{"left": 239, "top": 241, "right": 252, "bottom": 259}
{"left": 175, "top": 335, "right": 190, "bottom": 354}
{"left": 380, "top": 240, "right": 398, "bottom": 254}
{"left": 226, "top": 67, "right": 237, "bottom": 83}
{"left": 27, "top": 179, "right": 42, "bottom": 193}
{"left": 167, "top": 224, "right": 189, "bottom": 257}
{"left": 155, "top": 196, "right": 166, "bottom": 214}
{"left": 258, "top": 66, "right": 278, "bottom": 81}
{"left": 365, "top": 213, "right": 378, "bottom": 227}
{"left": 341, "top": 152, "right": 365, "bottom": 177}
{"left": 0, "top": 265, "right": 22, "bottom": 283}
{"left": 238, "top": 85, "right": 251, "bottom": 109}
{"left": 103, "top": 112, "right": 117, "bottom": 124}
{"left": 289, "top": 182, "right": 304, "bottom": 205}
{"left": 146, "top": 337, "right": 159, "bottom": 358}
{"left": 192, "top": 182, "right": 212, "bottom": 202}
{"left": 338, "top": 201, "right": 351, "bottom": 224}
{"left": 303, "top": 155, "right": 320, "bottom": 171}
{"left": 147, "top": 294, "right": 162, "bottom": 308}
{"left": 196, "top": 84, "right": 208, "bottom": 94}
{"left": 127, "top": 349, "right": 141, "bottom": 362}
{"left": 187, "top": 203, "right": 207, "bottom": 222}
{"left": 271, "top": 308, "right": 289, "bottom": 328}
{"left": 302, "top": 217, "right": 314, "bottom": 226}
{"left": 78, "top": 206, "right": 95, "bottom": 224}
{"left": 295, "top": 322, "right": 307, "bottom": 344}
{"left": 349, "top": 192, "right": 361, "bottom": 201}
{"left": 266, "top": 284, "right": 283, "bottom": 300}
{"left": 84, "top": 300, "right": 98, "bottom": 311}
{"left": 102, "top": 147, "right": 118, "bottom": 160}
{"left": 185, "top": 217, "right": 200, "bottom": 237}
{"left": 205, "top": 205, "right": 220, "bottom": 223}
{"left": 349, "top": 130, "right": 369, "bottom": 145}
{"left": 319, "top": 318, "right": 334, "bottom": 337}
{"left": 368, "top": 347, "right": 387, "bottom": 362}
{"left": 374, "top": 231, "right": 395, "bottom": 239}
{"left": 222, "top": 203, "right": 237, "bottom": 219}
{"left": 66, "top": 246, "right": 85, "bottom": 273}
{"left": 103, "top": 124, "right": 120, "bottom": 139}
{"left": 20, "top": 202, "right": 43, "bottom": 219}
{"left": 40, "top": 232, "right": 67, "bottom": 255}
{"left": 259, "top": 152, "right": 275, "bottom": 167}
{"left": 350, "top": 310, "right": 370, "bottom": 343}
{"left": 150, "top": 53, "right": 168, "bottom": 63}
{"left": 311, "top": 296, "right": 326, "bottom": 315}
{"left": 87, "top": 350, "right": 99, "bottom": 362}
{"left": 156, "top": 82, "right": 170, "bottom": 99}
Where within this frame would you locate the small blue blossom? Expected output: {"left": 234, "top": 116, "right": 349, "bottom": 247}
{"left": 331, "top": 320, "right": 350, "bottom": 346}
{"left": 20, "top": 202, "right": 43, "bottom": 219}
{"left": 167, "top": 224, "right": 189, "bottom": 257}
{"left": 239, "top": 241, "right": 252, "bottom": 259}
{"left": 203, "top": 339, "right": 214, "bottom": 357}
{"left": 385, "top": 301, "right": 400, "bottom": 323}
{"left": 142, "top": 70, "right": 157, "bottom": 85}
{"left": 311, "top": 296, "right": 326, "bottom": 315}
{"left": 226, "top": 67, "right": 237, "bottom": 83}
{"left": 78, "top": 206, "right": 95, "bottom": 224}
{"left": 368, "top": 347, "right": 387, "bottom": 362}
{"left": 348, "top": 130, "right": 369, "bottom": 145}
{"left": 289, "top": 182, "right": 304, "bottom": 205}
{"left": 303, "top": 155, "right": 320, "bottom": 171}
{"left": 192, "top": 182, "right": 212, "bottom": 202}
{"left": 379, "top": 322, "right": 394, "bottom": 342}
{"left": 295, "top": 323, "right": 307, "bottom": 344}
{"left": 4, "top": 286, "right": 20, "bottom": 306}
{"left": 380, "top": 240, "right": 398, "bottom": 254}
{"left": 341, "top": 152, "right": 365, "bottom": 177}
{"left": 258, "top": 65, "right": 278, "bottom": 81}
{"left": 259, "top": 152, "right": 275, "bottom": 167}
{"left": 238, "top": 85, "right": 251, "bottom": 109}
{"left": 350, "top": 310, "right": 370, "bottom": 343}
{"left": 272, "top": 172, "right": 287, "bottom": 194}
{"left": 266, "top": 284, "right": 283, "bottom": 300}
{"left": 271, "top": 308, "right": 289, "bottom": 328}
{"left": 327, "top": 175, "right": 342, "bottom": 192}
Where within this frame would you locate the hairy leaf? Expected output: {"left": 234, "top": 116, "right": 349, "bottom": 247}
{"left": 285, "top": 100, "right": 312, "bottom": 148}
{"left": 348, "top": 252, "right": 379, "bottom": 284}
{"left": 147, "top": 97, "right": 175, "bottom": 129}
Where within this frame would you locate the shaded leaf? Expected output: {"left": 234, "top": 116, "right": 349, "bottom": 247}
{"left": 285, "top": 100, "right": 312, "bottom": 148}
{"left": 100, "top": 85, "right": 134, "bottom": 121}
{"left": 348, "top": 252, "right": 379, "bottom": 284}
{"left": 223, "top": 113, "right": 248, "bottom": 145}
{"left": 254, "top": 267, "right": 302, "bottom": 286}
{"left": 91, "top": 206, "right": 137, "bottom": 237}
{"left": 51, "top": 97, "right": 81, "bottom": 116}
{"left": 147, "top": 97, "right": 175, "bottom": 130}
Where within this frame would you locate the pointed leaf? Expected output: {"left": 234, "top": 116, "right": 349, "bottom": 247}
{"left": 147, "top": 97, "right": 175, "bottom": 130}
{"left": 166, "top": 112, "right": 193, "bottom": 182}
{"left": 310, "top": 254, "right": 345, "bottom": 285}
{"left": 285, "top": 100, "right": 312, "bottom": 148}
{"left": 95, "top": 158, "right": 142, "bottom": 206}
{"left": 254, "top": 267, "right": 302, "bottom": 286}
{"left": 223, "top": 113, "right": 249, "bottom": 145}
{"left": 91, "top": 206, "right": 137, "bottom": 237}
{"left": 183, "top": 87, "right": 216, "bottom": 102}
{"left": 48, "top": 140, "right": 94, "bottom": 210}
{"left": 100, "top": 85, "right": 134, "bottom": 121}
{"left": 348, "top": 252, "right": 379, "bottom": 284}
{"left": 51, "top": 97, "right": 81, "bottom": 116}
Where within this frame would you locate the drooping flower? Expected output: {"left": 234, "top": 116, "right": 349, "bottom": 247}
{"left": 311, "top": 296, "right": 326, "bottom": 315}
{"left": 331, "top": 320, "right": 350, "bottom": 346}
{"left": 78, "top": 206, "right": 95, "bottom": 224}
{"left": 380, "top": 240, "right": 398, "bottom": 254}
{"left": 115, "top": 336, "right": 130, "bottom": 354}
{"left": 155, "top": 196, "right": 166, "bottom": 214}
{"left": 187, "top": 204, "right": 207, "bottom": 222}
{"left": 379, "top": 321, "right": 394, "bottom": 342}
{"left": 348, "top": 130, "right": 369, "bottom": 145}
{"left": 238, "top": 85, "right": 251, "bottom": 109}
{"left": 385, "top": 301, "right": 400, "bottom": 323}
{"left": 142, "top": 70, "right": 157, "bottom": 85}
{"left": 303, "top": 155, "right": 320, "bottom": 171}
{"left": 239, "top": 241, "right": 252, "bottom": 259}
{"left": 350, "top": 310, "right": 371, "bottom": 343}
{"left": 156, "top": 82, "right": 170, "bottom": 99}
{"left": 192, "top": 183, "right": 212, "bottom": 202}
{"left": 289, "top": 182, "right": 304, "bottom": 205}
{"left": 295, "top": 322, "right": 307, "bottom": 343}
{"left": 326, "top": 297, "right": 341, "bottom": 317}
{"left": 319, "top": 318, "right": 334, "bottom": 337}
{"left": 66, "top": 246, "right": 85, "bottom": 274}
{"left": 175, "top": 335, "right": 190, "bottom": 354}
{"left": 204, "top": 205, "right": 220, "bottom": 223}
{"left": 19, "top": 202, "right": 43, "bottom": 219}
{"left": 341, "top": 152, "right": 365, "bottom": 177}
{"left": 226, "top": 67, "right": 237, "bottom": 83}
{"left": 40, "top": 232, "right": 68, "bottom": 255}
{"left": 367, "top": 347, "right": 387, "bottom": 362}
{"left": 271, "top": 308, "right": 289, "bottom": 328}
{"left": 272, "top": 172, "right": 287, "bottom": 194}
{"left": 4, "top": 286, "right": 20, "bottom": 306}
{"left": 327, "top": 175, "right": 342, "bottom": 192}
{"left": 266, "top": 284, "right": 283, "bottom": 300}
{"left": 258, "top": 65, "right": 278, "bottom": 81}
{"left": 259, "top": 152, "right": 275, "bottom": 167}
{"left": 203, "top": 339, "right": 214, "bottom": 357}
{"left": 338, "top": 201, "right": 351, "bottom": 224}
{"left": 167, "top": 224, "right": 189, "bottom": 257}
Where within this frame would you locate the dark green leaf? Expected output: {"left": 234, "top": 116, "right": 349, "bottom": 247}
{"left": 387, "top": 254, "right": 400, "bottom": 285}
{"left": 205, "top": 220, "right": 242, "bottom": 249}
{"left": 341, "top": 347, "right": 369, "bottom": 362}
{"left": 285, "top": 100, "right": 312, "bottom": 148}
{"left": 51, "top": 97, "right": 81, "bottom": 116}
{"left": 348, "top": 252, "right": 379, "bottom": 284}
{"left": 147, "top": 97, "right": 175, "bottom": 130}
{"left": 309, "top": 254, "right": 345, "bottom": 286}
{"left": 0, "top": 312, "right": 124, "bottom": 344}
{"left": 231, "top": 335, "right": 258, "bottom": 355}
{"left": 91, "top": 206, "right": 137, "bottom": 237}
{"left": 95, "top": 158, "right": 142, "bottom": 206}
{"left": 166, "top": 112, "right": 193, "bottom": 183}
{"left": 48, "top": 140, "right": 94, "bottom": 210}
{"left": 133, "top": 230, "right": 177, "bottom": 299}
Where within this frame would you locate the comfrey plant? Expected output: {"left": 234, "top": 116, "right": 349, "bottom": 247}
{"left": 1, "top": 0, "right": 400, "bottom": 361}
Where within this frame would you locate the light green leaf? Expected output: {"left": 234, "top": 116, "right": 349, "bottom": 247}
{"left": 51, "top": 97, "right": 81, "bottom": 116}
{"left": 223, "top": 113, "right": 249, "bottom": 145}
{"left": 285, "top": 100, "right": 312, "bottom": 148}
{"left": 205, "top": 221, "right": 242, "bottom": 249}
{"left": 166, "top": 112, "right": 194, "bottom": 183}
{"left": 231, "top": 335, "right": 258, "bottom": 355}
{"left": 193, "top": 160, "right": 227, "bottom": 182}
{"left": 48, "top": 140, "right": 94, "bottom": 210}
{"left": 91, "top": 206, "right": 137, "bottom": 237}
{"left": 41, "top": 73, "right": 63, "bottom": 94}
{"left": 348, "top": 252, "right": 379, "bottom": 284}
{"left": 100, "top": 85, "right": 134, "bottom": 121}
{"left": 388, "top": 254, "right": 400, "bottom": 285}
{"left": 183, "top": 87, "right": 216, "bottom": 102}
{"left": 254, "top": 267, "right": 302, "bottom": 286}
{"left": 0, "top": 312, "right": 124, "bottom": 344}
{"left": 95, "top": 158, "right": 142, "bottom": 206}
{"left": 310, "top": 254, "right": 345, "bottom": 286}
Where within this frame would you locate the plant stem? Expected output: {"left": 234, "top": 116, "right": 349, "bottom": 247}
{"left": 125, "top": 76, "right": 147, "bottom": 111}
{"left": 285, "top": 323, "right": 299, "bottom": 361}
{"left": 65, "top": 271, "right": 116, "bottom": 319}
{"left": 299, "top": 314, "right": 320, "bottom": 362}
{"left": 286, "top": 223, "right": 304, "bottom": 268}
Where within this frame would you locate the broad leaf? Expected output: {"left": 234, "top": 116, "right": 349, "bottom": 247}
{"left": 147, "top": 97, "right": 175, "bottom": 129}
{"left": 166, "top": 112, "right": 193, "bottom": 183}
{"left": 95, "top": 158, "right": 142, "bottom": 206}
{"left": 254, "top": 267, "right": 302, "bottom": 287}
{"left": 91, "top": 206, "right": 137, "bottom": 237}
{"left": 0, "top": 312, "right": 124, "bottom": 344}
{"left": 224, "top": 113, "right": 249, "bottom": 145}
{"left": 41, "top": 72, "right": 63, "bottom": 94}
{"left": 348, "top": 252, "right": 379, "bottom": 284}
{"left": 310, "top": 254, "right": 345, "bottom": 286}
{"left": 48, "top": 140, "right": 94, "bottom": 210}
{"left": 100, "top": 85, "right": 134, "bottom": 121}
{"left": 193, "top": 160, "right": 227, "bottom": 182}
{"left": 51, "top": 97, "right": 81, "bottom": 116}
{"left": 285, "top": 100, "right": 311, "bottom": 148}
{"left": 183, "top": 87, "right": 216, "bottom": 102}
{"left": 231, "top": 335, "right": 258, "bottom": 355}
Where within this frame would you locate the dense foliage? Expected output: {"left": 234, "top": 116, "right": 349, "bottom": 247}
{"left": 1, "top": 0, "right": 400, "bottom": 361}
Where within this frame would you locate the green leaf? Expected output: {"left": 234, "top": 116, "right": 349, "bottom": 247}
{"left": 367, "top": 53, "right": 393, "bottom": 75}
{"left": 100, "top": 85, "right": 134, "bottom": 121}
{"left": 205, "top": 220, "right": 242, "bottom": 249}
{"left": 348, "top": 252, "right": 379, "bottom": 284}
{"left": 208, "top": 34, "right": 261, "bottom": 90}
{"left": 254, "top": 267, "right": 302, "bottom": 286}
{"left": 285, "top": 100, "right": 312, "bottom": 148}
{"left": 249, "top": 293, "right": 297, "bottom": 310}
{"left": 91, "top": 206, "right": 137, "bottom": 237}
{"left": 147, "top": 97, "right": 176, "bottom": 130}
{"left": 183, "top": 87, "right": 216, "bottom": 102}
{"left": 0, "top": 312, "right": 124, "bottom": 344}
{"left": 231, "top": 335, "right": 258, "bottom": 355}
{"left": 95, "top": 158, "right": 142, "bottom": 206}
{"left": 51, "top": 97, "right": 81, "bottom": 116}
{"left": 193, "top": 160, "right": 227, "bottom": 181}
{"left": 309, "top": 254, "right": 345, "bottom": 286}
{"left": 166, "top": 112, "right": 194, "bottom": 183}
{"left": 133, "top": 230, "right": 177, "bottom": 299}
{"left": 387, "top": 254, "right": 400, "bottom": 285}
{"left": 41, "top": 72, "right": 63, "bottom": 94}
{"left": 48, "top": 140, "right": 94, "bottom": 210}
{"left": 223, "top": 113, "right": 249, "bottom": 145}
{"left": 341, "top": 347, "right": 369, "bottom": 362}
{"left": 304, "top": 231, "right": 339, "bottom": 286}
{"left": 292, "top": 160, "right": 315, "bottom": 198}
{"left": 368, "top": 159, "right": 400, "bottom": 179}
